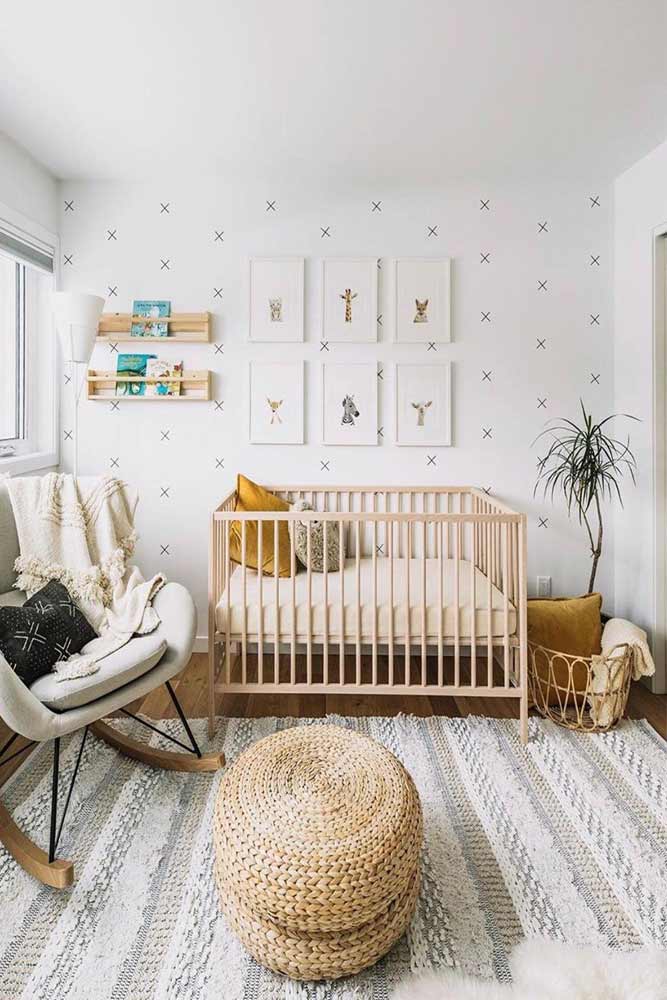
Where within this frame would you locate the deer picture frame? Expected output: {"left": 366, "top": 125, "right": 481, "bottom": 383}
{"left": 248, "top": 258, "right": 305, "bottom": 342}
{"left": 395, "top": 362, "right": 452, "bottom": 446}
{"left": 320, "top": 258, "right": 378, "bottom": 343}
{"left": 392, "top": 257, "right": 452, "bottom": 343}
{"left": 249, "top": 361, "right": 305, "bottom": 444}
{"left": 321, "top": 362, "right": 378, "bottom": 446}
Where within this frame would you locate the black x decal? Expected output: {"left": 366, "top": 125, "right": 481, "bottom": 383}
{"left": 377, "top": 426, "right": 384, "bottom": 438}
{"left": 377, "top": 368, "right": 384, "bottom": 380}
{"left": 110, "top": 401, "right": 120, "bottom": 412}
{"left": 214, "top": 230, "right": 224, "bottom": 242}
{"left": 376, "top": 544, "right": 385, "bottom": 555}
{"left": 536, "top": 338, "right": 546, "bottom": 350}
{"left": 377, "top": 314, "right": 383, "bottom": 326}
{"left": 590, "top": 373, "right": 600, "bottom": 385}
{"left": 213, "top": 287, "right": 223, "bottom": 299}
{"left": 538, "top": 517, "right": 549, "bottom": 529}
{"left": 64, "top": 374, "right": 72, "bottom": 385}
{"left": 377, "top": 258, "right": 382, "bottom": 270}
{"left": 427, "top": 342, "right": 437, "bottom": 351}
{"left": 480, "top": 252, "right": 491, "bottom": 264}
{"left": 482, "top": 486, "right": 492, "bottom": 495}
{"left": 64, "top": 430, "right": 73, "bottom": 441}
{"left": 266, "top": 200, "right": 276, "bottom": 212}
{"left": 109, "top": 342, "right": 119, "bottom": 353}
{"left": 590, "top": 195, "right": 600, "bottom": 208}
{"left": 427, "top": 225, "right": 438, "bottom": 238}
{"left": 538, "top": 280, "right": 548, "bottom": 291}
{"left": 427, "top": 455, "right": 436, "bottom": 466}
{"left": 214, "top": 400, "right": 224, "bottom": 411}
{"left": 64, "top": 200, "right": 74, "bottom": 212}
{"left": 320, "top": 341, "right": 329, "bottom": 352}
{"left": 160, "top": 258, "right": 170, "bottom": 270}
{"left": 538, "top": 221, "right": 548, "bottom": 233}
{"left": 107, "top": 229, "right": 117, "bottom": 241}
{"left": 590, "top": 314, "right": 600, "bottom": 325}
{"left": 160, "top": 487, "right": 170, "bottom": 499}
{"left": 482, "top": 370, "right": 492, "bottom": 382}
{"left": 480, "top": 199, "right": 490, "bottom": 211}
{"left": 371, "top": 200, "right": 382, "bottom": 212}
{"left": 590, "top": 255, "right": 600, "bottom": 266}
{"left": 481, "top": 311, "right": 491, "bottom": 322}
{"left": 160, "top": 430, "right": 170, "bottom": 441}
{"left": 160, "top": 545, "right": 170, "bottom": 556}
{"left": 482, "top": 427, "right": 492, "bottom": 439}
{"left": 110, "top": 458, "right": 119, "bottom": 469}
{"left": 108, "top": 285, "right": 118, "bottom": 297}
{"left": 214, "top": 344, "right": 224, "bottom": 355}
{"left": 64, "top": 254, "right": 73, "bottom": 266}
{"left": 216, "top": 458, "right": 224, "bottom": 469}
{"left": 537, "top": 397, "right": 547, "bottom": 409}
{"left": 320, "top": 460, "right": 330, "bottom": 472}
{"left": 160, "top": 202, "right": 170, "bottom": 214}
{"left": 320, "top": 226, "right": 331, "bottom": 238}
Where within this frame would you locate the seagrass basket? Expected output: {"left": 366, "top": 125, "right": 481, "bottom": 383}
{"left": 528, "top": 640, "right": 633, "bottom": 732}
{"left": 213, "top": 724, "right": 423, "bottom": 981}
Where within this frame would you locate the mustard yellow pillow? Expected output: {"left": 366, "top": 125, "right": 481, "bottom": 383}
{"left": 528, "top": 593, "right": 602, "bottom": 701}
{"left": 229, "top": 475, "right": 292, "bottom": 577}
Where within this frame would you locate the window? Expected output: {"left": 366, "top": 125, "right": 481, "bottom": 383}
{"left": 0, "top": 216, "right": 56, "bottom": 469}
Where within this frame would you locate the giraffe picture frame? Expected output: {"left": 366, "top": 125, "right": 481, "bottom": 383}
{"left": 321, "top": 362, "right": 378, "bottom": 446}
{"left": 392, "top": 257, "right": 452, "bottom": 343}
{"left": 248, "top": 257, "right": 304, "bottom": 342}
{"left": 249, "top": 361, "right": 305, "bottom": 444}
{"left": 395, "top": 362, "right": 452, "bottom": 446}
{"left": 320, "top": 258, "right": 378, "bottom": 343}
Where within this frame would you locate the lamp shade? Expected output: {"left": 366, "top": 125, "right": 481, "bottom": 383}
{"left": 52, "top": 291, "right": 105, "bottom": 363}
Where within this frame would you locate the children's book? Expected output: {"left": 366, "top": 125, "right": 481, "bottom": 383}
{"left": 131, "top": 300, "right": 171, "bottom": 338}
{"left": 145, "top": 359, "right": 183, "bottom": 397}
{"left": 115, "top": 353, "right": 157, "bottom": 396}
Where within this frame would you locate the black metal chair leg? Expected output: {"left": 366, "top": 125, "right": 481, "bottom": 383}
{"left": 165, "top": 681, "right": 202, "bottom": 758}
{"left": 48, "top": 738, "right": 60, "bottom": 863}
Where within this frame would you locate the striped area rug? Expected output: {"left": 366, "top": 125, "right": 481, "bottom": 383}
{"left": 0, "top": 716, "right": 665, "bottom": 1000}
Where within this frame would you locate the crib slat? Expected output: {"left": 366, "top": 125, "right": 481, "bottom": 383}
{"left": 241, "top": 521, "right": 247, "bottom": 685}
{"left": 291, "top": 526, "right": 296, "bottom": 685}
{"left": 421, "top": 520, "right": 427, "bottom": 686}
{"left": 323, "top": 519, "right": 329, "bottom": 686}
{"left": 454, "top": 520, "right": 460, "bottom": 687}
{"left": 438, "top": 519, "right": 444, "bottom": 687}
{"left": 389, "top": 518, "right": 394, "bottom": 686}
{"left": 355, "top": 520, "right": 361, "bottom": 685}
{"left": 274, "top": 524, "right": 279, "bottom": 684}
{"left": 258, "top": 518, "right": 263, "bottom": 684}
{"left": 470, "top": 518, "right": 477, "bottom": 688}
{"left": 404, "top": 520, "right": 410, "bottom": 683}
{"left": 307, "top": 520, "right": 312, "bottom": 685}
{"left": 339, "top": 518, "right": 345, "bottom": 684}
{"left": 225, "top": 520, "right": 231, "bottom": 686}
{"left": 503, "top": 521, "right": 510, "bottom": 688}
{"left": 372, "top": 518, "right": 378, "bottom": 687}
{"left": 487, "top": 520, "right": 493, "bottom": 687}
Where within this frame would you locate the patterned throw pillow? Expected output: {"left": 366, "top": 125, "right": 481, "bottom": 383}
{"left": 0, "top": 581, "right": 97, "bottom": 686}
{"left": 288, "top": 500, "right": 345, "bottom": 573}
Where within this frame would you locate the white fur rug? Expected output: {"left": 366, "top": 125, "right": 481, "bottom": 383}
{"left": 394, "top": 939, "right": 667, "bottom": 999}
{"left": 0, "top": 715, "right": 665, "bottom": 999}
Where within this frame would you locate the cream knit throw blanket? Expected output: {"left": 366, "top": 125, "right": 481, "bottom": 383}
{"left": 7, "top": 473, "right": 165, "bottom": 680}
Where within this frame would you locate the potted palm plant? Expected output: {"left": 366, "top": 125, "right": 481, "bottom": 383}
{"left": 534, "top": 402, "right": 637, "bottom": 594}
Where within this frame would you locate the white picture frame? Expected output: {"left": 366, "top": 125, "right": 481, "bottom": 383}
{"left": 392, "top": 257, "right": 451, "bottom": 343}
{"left": 395, "top": 363, "right": 452, "bottom": 446}
{"left": 321, "top": 363, "right": 378, "bottom": 446}
{"left": 249, "top": 361, "right": 304, "bottom": 444}
{"left": 248, "top": 257, "right": 304, "bottom": 342}
{"left": 321, "top": 258, "right": 378, "bottom": 343}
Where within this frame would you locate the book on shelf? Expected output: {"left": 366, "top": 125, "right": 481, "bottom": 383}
{"left": 145, "top": 359, "right": 184, "bottom": 397}
{"left": 131, "top": 299, "right": 171, "bottom": 337}
{"left": 115, "top": 353, "right": 157, "bottom": 396}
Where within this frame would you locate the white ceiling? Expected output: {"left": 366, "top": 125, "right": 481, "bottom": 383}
{"left": 1, "top": 0, "right": 667, "bottom": 185}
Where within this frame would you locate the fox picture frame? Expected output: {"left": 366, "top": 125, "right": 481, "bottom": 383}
{"left": 392, "top": 257, "right": 452, "bottom": 343}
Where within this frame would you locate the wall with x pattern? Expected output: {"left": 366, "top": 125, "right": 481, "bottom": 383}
{"left": 58, "top": 179, "right": 612, "bottom": 640}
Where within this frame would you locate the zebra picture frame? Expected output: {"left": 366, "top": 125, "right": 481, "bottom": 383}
{"left": 320, "top": 258, "right": 378, "bottom": 343}
{"left": 321, "top": 362, "right": 378, "bottom": 446}
{"left": 249, "top": 361, "right": 305, "bottom": 444}
{"left": 392, "top": 257, "right": 452, "bottom": 343}
{"left": 395, "top": 362, "right": 452, "bottom": 446}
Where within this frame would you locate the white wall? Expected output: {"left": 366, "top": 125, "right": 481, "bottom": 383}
{"left": 614, "top": 138, "right": 667, "bottom": 693}
{"left": 59, "top": 178, "right": 612, "bottom": 643}
{"left": 0, "top": 131, "right": 58, "bottom": 233}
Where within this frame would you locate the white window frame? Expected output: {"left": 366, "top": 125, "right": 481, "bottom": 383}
{"left": 0, "top": 199, "right": 59, "bottom": 475}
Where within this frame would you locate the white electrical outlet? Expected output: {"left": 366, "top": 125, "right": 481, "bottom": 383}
{"left": 536, "top": 576, "right": 552, "bottom": 598}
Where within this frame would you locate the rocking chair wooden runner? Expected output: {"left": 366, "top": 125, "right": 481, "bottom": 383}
{"left": 0, "top": 482, "right": 224, "bottom": 889}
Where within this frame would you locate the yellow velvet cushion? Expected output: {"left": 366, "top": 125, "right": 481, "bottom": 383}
{"left": 528, "top": 593, "right": 602, "bottom": 701}
{"left": 229, "top": 475, "right": 292, "bottom": 577}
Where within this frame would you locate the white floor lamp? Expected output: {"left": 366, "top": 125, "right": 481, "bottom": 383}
{"left": 52, "top": 292, "right": 105, "bottom": 479}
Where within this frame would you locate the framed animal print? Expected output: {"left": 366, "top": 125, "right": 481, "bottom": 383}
{"left": 321, "top": 363, "right": 378, "bottom": 446}
{"left": 321, "top": 258, "right": 378, "bottom": 343}
{"left": 392, "top": 258, "right": 451, "bottom": 343}
{"left": 249, "top": 361, "right": 304, "bottom": 444}
{"left": 248, "top": 258, "right": 304, "bottom": 342}
{"left": 395, "top": 363, "right": 452, "bottom": 446}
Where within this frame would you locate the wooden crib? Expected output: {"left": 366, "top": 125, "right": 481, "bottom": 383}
{"left": 208, "top": 486, "right": 528, "bottom": 741}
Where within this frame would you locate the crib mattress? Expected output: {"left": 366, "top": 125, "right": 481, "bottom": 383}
{"left": 215, "top": 557, "right": 517, "bottom": 641}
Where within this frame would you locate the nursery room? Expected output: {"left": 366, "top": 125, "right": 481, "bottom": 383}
{"left": 0, "top": 1, "right": 666, "bottom": 997}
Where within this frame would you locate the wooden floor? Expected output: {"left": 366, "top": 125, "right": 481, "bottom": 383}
{"left": 1, "top": 652, "right": 665, "bottom": 791}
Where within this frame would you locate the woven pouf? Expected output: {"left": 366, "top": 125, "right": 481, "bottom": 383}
{"left": 213, "top": 724, "right": 423, "bottom": 981}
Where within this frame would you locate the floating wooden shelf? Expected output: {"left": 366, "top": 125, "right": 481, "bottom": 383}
{"left": 97, "top": 312, "right": 210, "bottom": 343}
{"left": 87, "top": 369, "right": 211, "bottom": 401}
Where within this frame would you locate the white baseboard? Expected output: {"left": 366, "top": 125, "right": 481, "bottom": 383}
{"left": 193, "top": 635, "right": 209, "bottom": 653}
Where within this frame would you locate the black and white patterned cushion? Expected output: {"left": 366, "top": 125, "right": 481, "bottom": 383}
{"left": 0, "top": 581, "right": 97, "bottom": 686}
